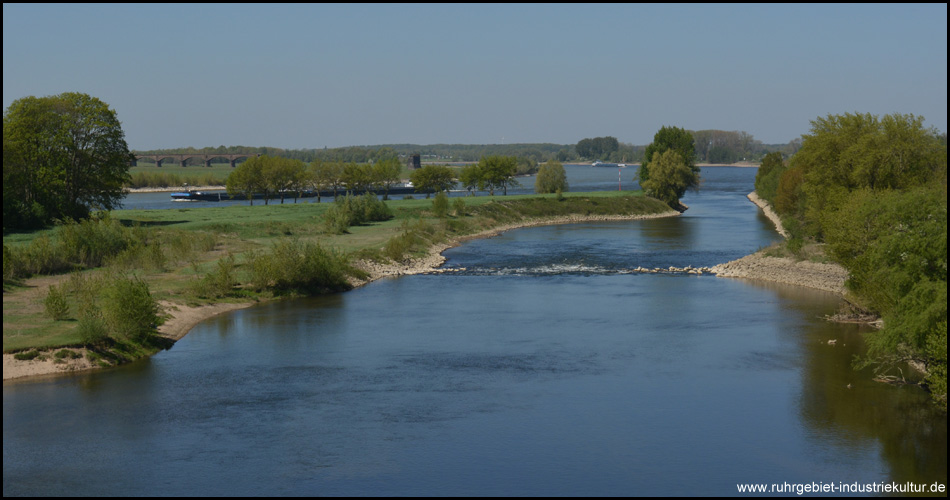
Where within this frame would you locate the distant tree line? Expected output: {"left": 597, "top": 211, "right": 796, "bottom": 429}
{"left": 134, "top": 130, "right": 800, "bottom": 174}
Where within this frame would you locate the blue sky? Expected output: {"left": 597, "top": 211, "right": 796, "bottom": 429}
{"left": 3, "top": 3, "right": 946, "bottom": 150}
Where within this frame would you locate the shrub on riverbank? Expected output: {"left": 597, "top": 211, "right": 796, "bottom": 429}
{"left": 323, "top": 194, "right": 393, "bottom": 234}
{"left": 3, "top": 216, "right": 218, "bottom": 284}
{"left": 247, "top": 238, "right": 359, "bottom": 295}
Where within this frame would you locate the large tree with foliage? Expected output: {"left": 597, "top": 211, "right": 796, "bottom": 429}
{"left": 409, "top": 164, "right": 456, "bottom": 198}
{"left": 753, "top": 152, "right": 786, "bottom": 203}
{"left": 478, "top": 155, "right": 519, "bottom": 195}
{"left": 772, "top": 111, "right": 947, "bottom": 407}
{"left": 638, "top": 126, "right": 698, "bottom": 186}
{"left": 4, "top": 92, "right": 134, "bottom": 230}
{"left": 788, "top": 112, "right": 946, "bottom": 238}
{"left": 535, "top": 159, "right": 568, "bottom": 194}
{"left": 226, "top": 155, "right": 266, "bottom": 205}
{"left": 372, "top": 157, "right": 403, "bottom": 200}
{"left": 638, "top": 149, "right": 698, "bottom": 209}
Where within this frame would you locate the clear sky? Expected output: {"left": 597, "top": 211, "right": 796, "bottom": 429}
{"left": 3, "top": 3, "right": 947, "bottom": 151}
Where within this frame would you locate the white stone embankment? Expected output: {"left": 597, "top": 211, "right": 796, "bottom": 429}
{"left": 709, "top": 192, "right": 848, "bottom": 295}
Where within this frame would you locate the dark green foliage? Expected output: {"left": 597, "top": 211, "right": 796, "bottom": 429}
{"left": 191, "top": 253, "right": 239, "bottom": 299}
{"left": 54, "top": 349, "right": 82, "bottom": 360}
{"left": 76, "top": 307, "right": 109, "bottom": 346}
{"left": 13, "top": 350, "right": 40, "bottom": 361}
{"left": 639, "top": 126, "right": 698, "bottom": 185}
{"left": 638, "top": 150, "right": 700, "bottom": 209}
{"left": 754, "top": 152, "right": 786, "bottom": 204}
{"left": 4, "top": 92, "right": 134, "bottom": 230}
{"left": 575, "top": 136, "right": 619, "bottom": 160}
{"left": 789, "top": 112, "right": 946, "bottom": 238}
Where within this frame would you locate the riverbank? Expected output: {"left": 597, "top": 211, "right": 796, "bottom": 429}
{"left": 709, "top": 192, "right": 847, "bottom": 295}
{"left": 3, "top": 209, "right": 680, "bottom": 382}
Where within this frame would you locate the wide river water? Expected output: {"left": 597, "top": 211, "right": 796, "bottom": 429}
{"left": 3, "top": 167, "right": 946, "bottom": 495}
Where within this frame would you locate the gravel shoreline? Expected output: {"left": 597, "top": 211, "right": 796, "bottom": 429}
{"left": 709, "top": 193, "right": 848, "bottom": 295}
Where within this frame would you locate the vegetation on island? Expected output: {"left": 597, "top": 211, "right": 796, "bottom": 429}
{"left": 754, "top": 112, "right": 947, "bottom": 408}
{"left": 637, "top": 126, "right": 702, "bottom": 210}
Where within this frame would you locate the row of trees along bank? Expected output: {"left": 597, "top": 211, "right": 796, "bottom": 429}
{"left": 754, "top": 112, "right": 947, "bottom": 408}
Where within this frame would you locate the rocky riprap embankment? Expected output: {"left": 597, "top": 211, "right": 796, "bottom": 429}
{"left": 709, "top": 253, "right": 849, "bottom": 295}
{"left": 707, "top": 192, "right": 849, "bottom": 295}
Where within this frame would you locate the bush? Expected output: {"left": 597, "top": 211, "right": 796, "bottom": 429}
{"left": 452, "top": 197, "right": 467, "bottom": 217}
{"left": 247, "top": 238, "right": 353, "bottom": 295}
{"left": 323, "top": 194, "right": 393, "bottom": 234}
{"left": 13, "top": 349, "right": 40, "bottom": 361}
{"left": 535, "top": 160, "right": 568, "bottom": 194}
{"left": 100, "top": 274, "right": 163, "bottom": 343}
{"left": 192, "top": 253, "right": 239, "bottom": 298}
{"left": 432, "top": 192, "right": 450, "bottom": 218}
{"left": 77, "top": 307, "right": 109, "bottom": 346}
{"left": 43, "top": 284, "right": 70, "bottom": 320}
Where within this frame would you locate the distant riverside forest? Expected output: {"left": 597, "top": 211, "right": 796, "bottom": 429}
{"left": 132, "top": 129, "right": 800, "bottom": 169}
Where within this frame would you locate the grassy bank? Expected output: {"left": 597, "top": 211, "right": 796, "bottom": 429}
{"left": 3, "top": 191, "right": 674, "bottom": 365}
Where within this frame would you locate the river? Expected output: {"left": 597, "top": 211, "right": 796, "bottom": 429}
{"left": 3, "top": 167, "right": 946, "bottom": 496}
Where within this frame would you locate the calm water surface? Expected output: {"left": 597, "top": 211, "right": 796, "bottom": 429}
{"left": 4, "top": 168, "right": 946, "bottom": 496}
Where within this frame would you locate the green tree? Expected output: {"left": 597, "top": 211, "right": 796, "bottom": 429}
{"left": 341, "top": 162, "right": 375, "bottom": 194}
{"left": 754, "top": 152, "right": 786, "bottom": 203}
{"left": 226, "top": 155, "right": 265, "bottom": 205}
{"left": 638, "top": 149, "right": 699, "bottom": 209}
{"left": 789, "top": 112, "right": 946, "bottom": 238}
{"left": 535, "top": 159, "right": 568, "bottom": 194}
{"left": 3, "top": 92, "right": 134, "bottom": 230}
{"left": 409, "top": 165, "right": 456, "bottom": 198}
{"left": 459, "top": 164, "right": 484, "bottom": 195}
{"left": 639, "top": 126, "right": 698, "bottom": 186}
{"left": 372, "top": 157, "right": 403, "bottom": 200}
{"left": 263, "top": 156, "right": 306, "bottom": 204}
{"left": 478, "top": 155, "right": 519, "bottom": 195}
